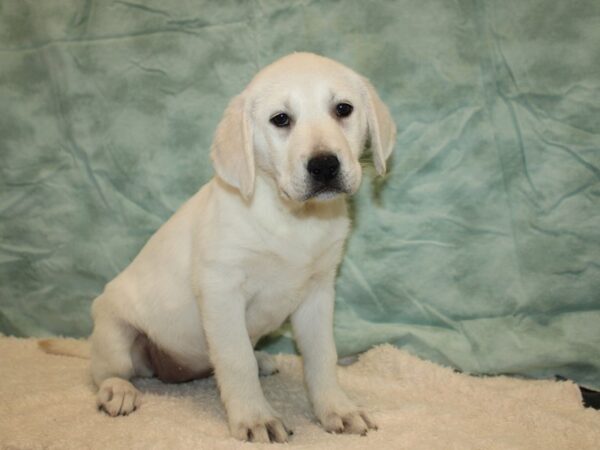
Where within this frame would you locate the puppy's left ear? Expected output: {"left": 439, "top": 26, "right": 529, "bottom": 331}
{"left": 362, "top": 77, "right": 396, "bottom": 175}
{"left": 210, "top": 94, "right": 255, "bottom": 199}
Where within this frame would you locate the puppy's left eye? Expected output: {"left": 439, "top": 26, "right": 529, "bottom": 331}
{"left": 335, "top": 103, "right": 353, "bottom": 118}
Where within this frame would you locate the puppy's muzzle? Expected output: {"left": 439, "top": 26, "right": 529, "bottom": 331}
{"left": 305, "top": 153, "right": 346, "bottom": 200}
{"left": 307, "top": 153, "right": 340, "bottom": 184}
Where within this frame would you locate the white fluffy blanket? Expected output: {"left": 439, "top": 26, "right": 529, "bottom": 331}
{"left": 1, "top": 337, "right": 598, "bottom": 449}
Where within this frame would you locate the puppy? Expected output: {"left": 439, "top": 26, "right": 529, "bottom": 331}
{"left": 87, "top": 52, "right": 395, "bottom": 443}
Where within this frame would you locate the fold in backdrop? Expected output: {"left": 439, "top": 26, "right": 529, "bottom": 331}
{"left": 1, "top": 0, "right": 599, "bottom": 390}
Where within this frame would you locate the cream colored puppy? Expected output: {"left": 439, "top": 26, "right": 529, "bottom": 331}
{"left": 88, "top": 52, "right": 395, "bottom": 443}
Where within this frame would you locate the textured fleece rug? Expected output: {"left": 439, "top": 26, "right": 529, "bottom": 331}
{"left": 1, "top": 337, "right": 599, "bottom": 450}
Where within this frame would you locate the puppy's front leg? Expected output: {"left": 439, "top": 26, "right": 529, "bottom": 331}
{"left": 200, "top": 287, "right": 290, "bottom": 443}
{"left": 291, "top": 275, "right": 378, "bottom": 435}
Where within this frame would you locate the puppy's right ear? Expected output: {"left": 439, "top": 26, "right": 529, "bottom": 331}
{"left": 210, "top": 94, "right": 255, "bottom": 199}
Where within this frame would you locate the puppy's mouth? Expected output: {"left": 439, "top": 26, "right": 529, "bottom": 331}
{"left": 303, "top": 182, "right": 349, "bottom": 202}
{"left": 279, "top": 171, "right": 356, "bottom": 203}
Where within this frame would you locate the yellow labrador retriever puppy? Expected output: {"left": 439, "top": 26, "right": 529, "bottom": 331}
{"left": 50, "top": 52, "right": 395, "bottom": 443}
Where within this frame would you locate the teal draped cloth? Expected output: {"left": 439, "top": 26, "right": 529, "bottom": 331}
{"left": 1, "top": 0, "right": 599, "bottom": 389}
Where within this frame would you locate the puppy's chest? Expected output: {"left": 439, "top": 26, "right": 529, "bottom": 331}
{"left": 242, "top": 226, "right": 344, "bottom": 339}
{"left": 243, "top": 243, "right": 318, "bottom": 308}
{"left": 242, "top": 260, "right": 311, "bottom": 341}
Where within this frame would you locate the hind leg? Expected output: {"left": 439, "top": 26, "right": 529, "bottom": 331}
{"left": 91, "top": 307, "right": 143, "bottom": 416}
{"left": 95, "top": 377, "right": 142, "bottom": 416}
{"left": 255, "top": 351, "right": 279, "bottom": 376}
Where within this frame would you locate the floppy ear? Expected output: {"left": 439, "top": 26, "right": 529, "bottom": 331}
{"left": 210, "top": 94, "right": 255, "bottom": 199}
{"left": 362, "top": 77, "right": 397, "bottom": 175}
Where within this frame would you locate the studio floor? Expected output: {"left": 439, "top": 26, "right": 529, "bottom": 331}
{"left": 1, "top": 336, "right": 599, "bottom": 449}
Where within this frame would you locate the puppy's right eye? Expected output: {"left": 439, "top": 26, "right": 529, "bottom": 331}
{"left": 270, "top": 113, "right": 290, "bottom": 128}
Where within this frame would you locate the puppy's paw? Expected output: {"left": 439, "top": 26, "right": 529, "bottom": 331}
{"left": 229, "top": 405, "right": 292, "bottom": 443}
{"left": 97, "top": 377, "right": 141, "bottom": 417}
{"left": 319, "top": 409, "right": 377, "bottom": 435}
{"left": 314, "top": 394, "right": 377, "bottom": 435}
{"left": 255, "top": 351, "right": 279, "bottom": 377}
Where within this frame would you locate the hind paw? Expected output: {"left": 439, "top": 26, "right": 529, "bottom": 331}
{"left": 97, "top": 377, "right": 141, "bottom": 417}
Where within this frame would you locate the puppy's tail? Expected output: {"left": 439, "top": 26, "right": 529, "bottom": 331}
{"left": 38, "top": 338, "right": 91, "bottom": 359}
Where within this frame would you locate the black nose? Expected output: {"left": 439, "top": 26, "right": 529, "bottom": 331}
{"left": 307, "top": 153, "right": 340, "bottom": 183}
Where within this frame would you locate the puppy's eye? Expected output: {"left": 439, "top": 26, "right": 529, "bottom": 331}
{"left": 270, "top": 113, "right": 290, "bottom": 128}
{"left": 335, "top": 103, "right": 353, "bottom": 118}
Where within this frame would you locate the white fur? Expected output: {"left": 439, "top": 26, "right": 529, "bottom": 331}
{"left": 90, "top": 52, "right": 395, "bottom": 443}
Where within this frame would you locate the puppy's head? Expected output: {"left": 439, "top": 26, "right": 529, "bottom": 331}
{"left": 211, "top": 52, "right": 396, "bottom": 202}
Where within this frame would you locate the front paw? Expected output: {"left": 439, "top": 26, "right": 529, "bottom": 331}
{"left": 229, "top": 407, "right": 292, "bottom": 443}
{"left": 316, "top": 400, "right": 378, "bottom": 435}
{"left": 320, "top": 409, "right": 377, "bottom": 435}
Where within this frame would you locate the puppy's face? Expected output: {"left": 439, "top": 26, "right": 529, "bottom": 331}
{"left": 249, "top": 59, "right": 367, "bottom": 202}
{"left": 211, "top": 53, "right": 396, "bottom": 203}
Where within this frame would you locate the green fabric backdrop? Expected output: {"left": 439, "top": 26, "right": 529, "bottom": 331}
{"left": 1, "top": 0, "right": 599, "bottom": 389}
